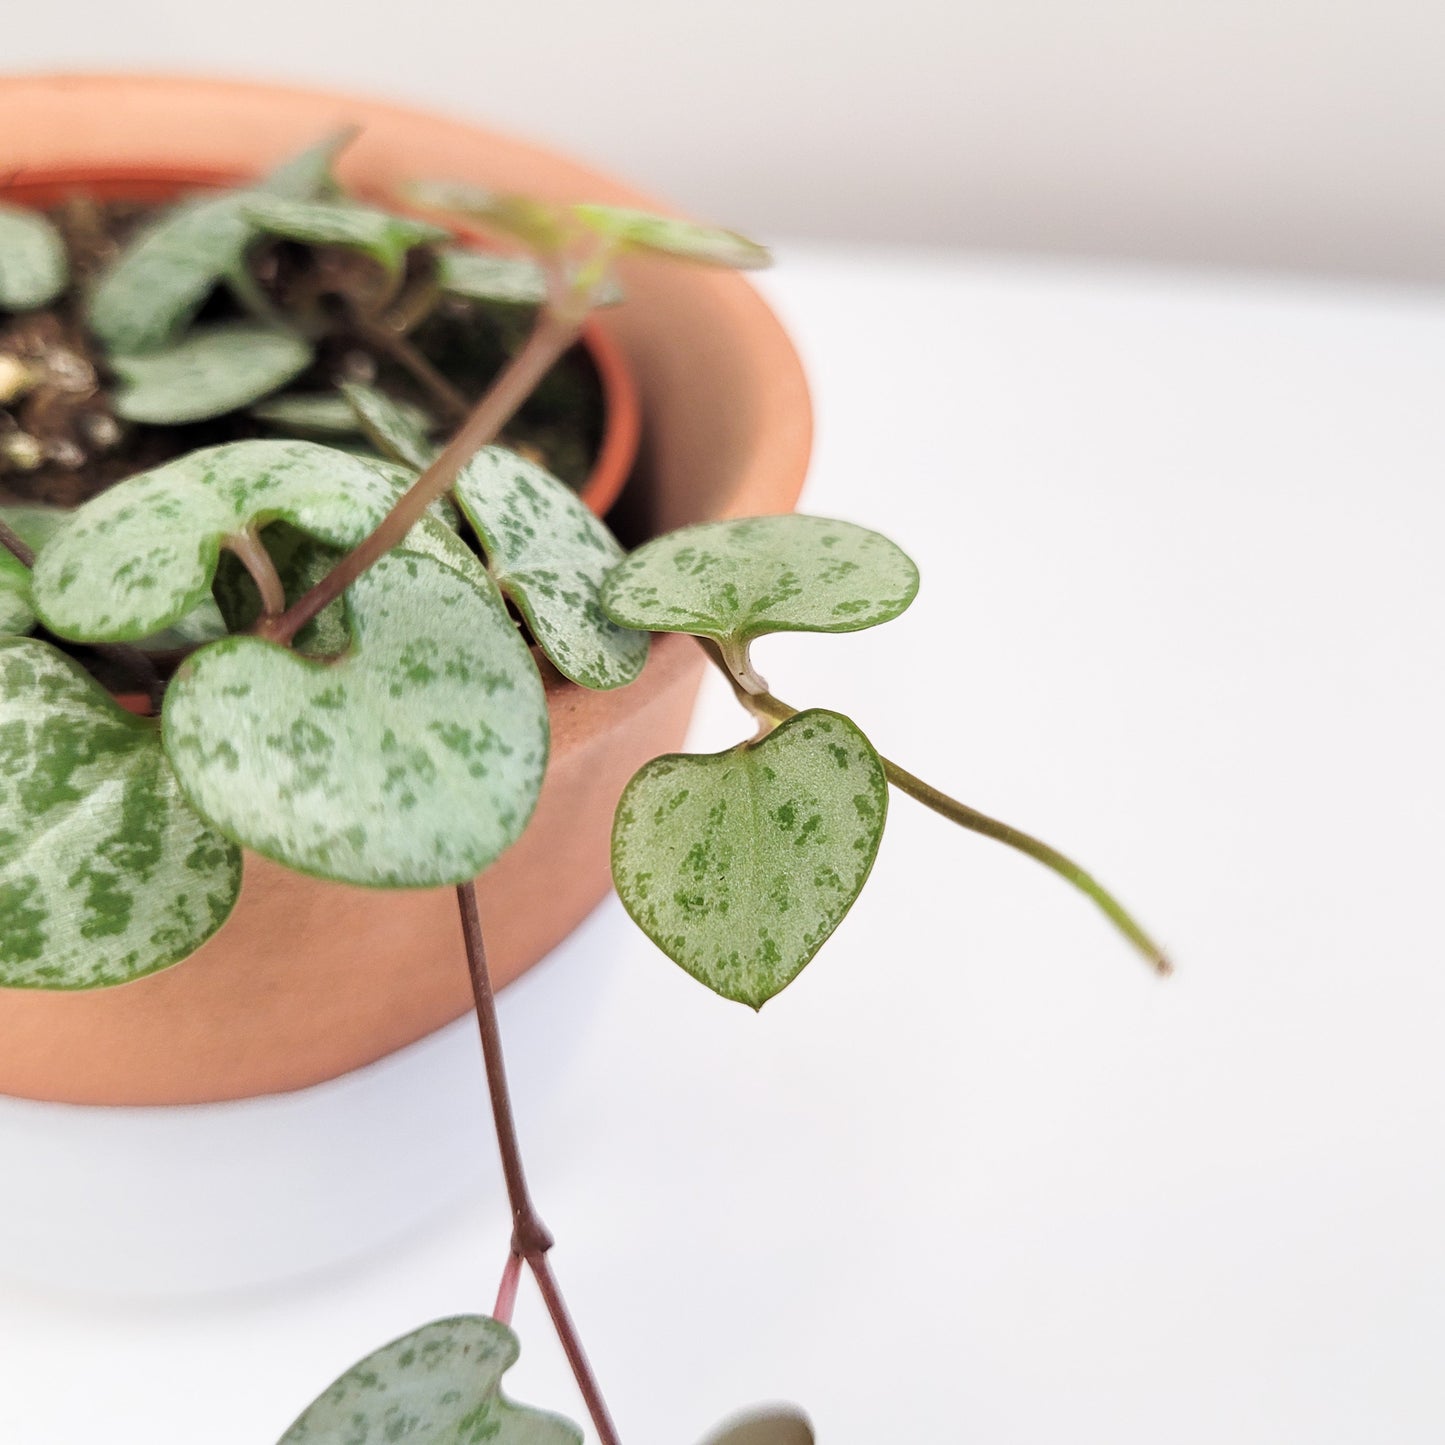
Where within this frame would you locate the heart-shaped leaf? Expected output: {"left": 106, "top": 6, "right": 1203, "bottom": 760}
{"left": 31, "top": 439, "right": 416, "bottom": 643}
{"left": 698, "top": 1407, "right": 815, "bottom": 1445}
{"left": 455, "top": 447, "right": 649, "bottom": 690}
{"left": 3, "top": 503, "right": 229, "bottom": 649}
{"left": 243, "top": 196, "right": 449, "bottom": 274}
{"left": 0, "top": 637, "right": 242, "bottom": 989}
{"left": 0, "top": 203, "right": 67, "bottom": 311}
{"left": 0, "top": 550, "right": 34, "bottom": 635}
{"left": 573, "top": 204, "right": 770, "bottom": 270}
{"left": 86, "top": 131, "right": 350, "bottom": 355}
{"left": 276, "top": 1316, "right": 580, "bottom": 1445}
{"left": 340, "top": 381, "right": 437, "bottom": 469}
{"left": 437, "top": 248, "right": 622, "bottom": 308}
{"left": 164, "top": 546, "right": 548, "bottom": 888}
{"left": 109, "top": 321, "right": 313, "bottom": 425}
{"left": 602, "top": 515, "right": 919, "bottom": 656}
{"left": 612, "top": 708, "right": 887, "bottom": 1007}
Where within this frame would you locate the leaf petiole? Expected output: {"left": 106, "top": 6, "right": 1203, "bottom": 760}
{"left": 702, "top": 644, "right": 1172, "bottom": 976}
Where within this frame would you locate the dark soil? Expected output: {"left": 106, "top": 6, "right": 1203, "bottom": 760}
{"left": 0, "top": 197, "right": 606, "bottom": 509}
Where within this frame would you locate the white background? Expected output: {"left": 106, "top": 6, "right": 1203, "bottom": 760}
{"left": 3, "top": 0, "right": 1445, "bottom": 277}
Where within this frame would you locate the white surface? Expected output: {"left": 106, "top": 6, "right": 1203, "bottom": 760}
{"left": 3, "top": 247, "right": 1444, "bottom": 1441}
{"left": 6, "top": 4, "right": 1445, "bottom": 278}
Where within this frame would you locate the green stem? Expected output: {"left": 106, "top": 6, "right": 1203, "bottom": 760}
{"left": 705, "top": 646, "right": 1171, "bottom": 976}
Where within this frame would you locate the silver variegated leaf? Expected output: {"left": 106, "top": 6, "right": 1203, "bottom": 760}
{"left": 602, "top": 514, "right": 919, "bottom": 650}
{"left": 260, "top": 127, "right": 358, "bottom": 202}
{"left": 456, "top": 447, "right": 649, "bottom": 690}
{"left": 86, "top": 130, "right": 351, "bottom": 355}
{"left": 0, "top": 550, "right": 34, "bottom": 635}
{"left": 276, "top": 1316, "right": 580, "bottom": 1445}
{"left": 110, "top": 321, "right": 312, "bottom": 425}
{"left": 164, "top": 545, "right": 548, "bottom": 888}
{"left": 0, "top": 637, "right": 242, "bottom": 989}
{"left": 612, "top": 708, "right": 888, "bottom": 1007}
{"left": 573, "top": 203, "right": 770, "bottom": 270}
{"left": 30, "top": 439, "right": 416, "bottom": 643}
{"left": 698, "top": 1407, "right": 815, "bottom": 1445}
{"left": 340, "top": 381, "right": 436, "bottom": 469}
{"left": 437, "top": 248, "right": 623, "bottom": 308}
{"left": 242, "top": 196, "right": 449, "bottom": 274}
{"left": 0, "top": 203, "right": 67, "bottom": 311}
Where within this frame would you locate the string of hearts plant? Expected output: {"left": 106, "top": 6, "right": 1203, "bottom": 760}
{"left": 0, "top": 134, "right": 1170, "bottom": 1445}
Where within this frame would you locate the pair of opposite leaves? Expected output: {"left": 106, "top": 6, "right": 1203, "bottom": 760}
{"left": 276, "top": 1313, "right": 811, "bottom": 1445}
{"left": 4, "top": 436, "right": 918, "bottom": 1004}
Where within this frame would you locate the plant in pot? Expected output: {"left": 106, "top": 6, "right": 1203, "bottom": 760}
{"left": 0, "top": 125, "right": 1168, "bottom": 1443}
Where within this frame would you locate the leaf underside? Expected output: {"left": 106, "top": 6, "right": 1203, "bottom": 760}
{"left": 30, "top": 439, "right": 420, "bottom": 643}
{"left": 612, "top": 708, "right": 888, "bottom": 1007}
{"left": 0, "top": 638, "right": 241, "bottom": 989}
{"left": 0, "top": 202, "right": 68, "bottom": 310}
{"left": 110, "top": 322, "right": 313, "bottom": 425}
{"left": 601, "top": 513, "right": 920, "bottom": 646}
{"left": 164, "top": 545, "right": 548, "bottom": 888}
{"left": 277, "top": 1316, "right": 580, "bottom": 1445}
{"left": 455, "top": 447, "right": 649, "bottom": 690}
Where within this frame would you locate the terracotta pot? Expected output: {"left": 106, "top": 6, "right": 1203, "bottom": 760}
{"left": 0, "top": 74, "right": 812, "bottom": 1105}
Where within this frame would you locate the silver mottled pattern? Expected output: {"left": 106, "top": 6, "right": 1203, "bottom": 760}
{"left": 0, "top": 638, "right": 242, "bottom": 989}
{"left": 457, "top": 447, "right": 650, "bottom": 690}
{"left": 601, "top": 513, "right": 919, "bottom": 645}
{"left": 0, "top": 551, "right": 34, "bottom": 635}
{"left": 164, "top": 546, "right": 549, "bottom": 888}
{"left": 341, "top": 381, "right": 437, "bottom": 469}
{"left": 30, "top": 439, "right": 411, "bottom": 643}
{"left": 242, "top": 197, "right": 449, "bottom": 274}
{"left": 278, "top": 1316, "right": 580, "bottom": 1444}
{"left": 613, "top": 708, "right": 888, "bottom": 1007}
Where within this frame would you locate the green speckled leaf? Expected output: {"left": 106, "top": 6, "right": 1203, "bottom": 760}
{"left": 31, "top": 439, "right": 415, "bottom": 643}
{"left": 602, "top": 515, "right": 919, "bottom": 650}
{"left": 456, "top": 447, "right": 649, "bottom": 690}
{"left": 699, "top": 1407, "right": 814, "bottom": 1445}
{"left": 437, "top": 248, "right": 622, "bottom": 308}
{"left": 110, "top": 322, "right": 312, "bottom": 425}
{"left": 86, "top": 131, "right": 350, "bottom": 355}
{"left": 164, "top": 546, "right": 548, "bottom": 888}
{"left": 0, "top": 550, "right": 34, "bottom": 634}
{"left": 612, "top": 708, "right": 887, "bottom": 1007}
{"left": 0, "top": 637, "right": 241, "bottom": 990}
{"left": 573, "top": 204, "right": 770, "bottom": 270}
{"left": 340, "top": 381, "right": 436, "bottom": 469}
{"left": 277, "top": 1316, "right": 580, "bottom": 1445}
{"left": 0, "top": 203, "right": 67, "bottom": 310}
{"left": 243, "top": 197, "right": 449, "bottom": 274}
